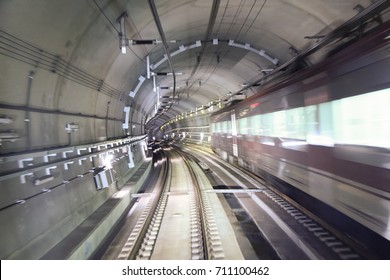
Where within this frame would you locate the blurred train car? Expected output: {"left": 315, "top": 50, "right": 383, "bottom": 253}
{"left": 211, "top": 22, "right": 390, "bottom": 257}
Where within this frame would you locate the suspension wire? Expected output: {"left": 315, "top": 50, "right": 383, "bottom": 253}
{"left": 185, "top": 0, "right": 260, "bottom": 100}
{"left": 92, "top": 0, "right": 120, "bottom": 33}
{"left": 181, "top": 0, "right": 221, "bottom": 97}
{"left": 239, "top": 0, "right": 267, "bottom": 41}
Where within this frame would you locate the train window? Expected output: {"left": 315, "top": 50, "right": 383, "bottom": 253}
{"left": 307, "top": 103, "right": 335, "bottom": 146}
{"left": 228, "top": 120, "right": 233, "bottom": 134}
{"left": 319, "top": 102, "right": 334, "bottom": 139}
{"left": 305, "top": 105, "right": 318, "bottom": 136}
{"left": 286, "top": 107, "right": 305, "bottom": 139}
{"left": 238, "top": 118, "right": 249, "bottom": 135}
{"left": 221, "top": 121, "right": 227, "bottom": 133}
{"left": 215, "top": 122, "right": 221, "bottom": 133}
{"left": 332, "top": 88, "right": 390, "bottom": 148}
{"left": 272, "top": 111, "right": 286, "bottom": 137}
{"left": 262, "top": 113, "right": 272, "bottom": 136}
{"left": 248, "top": 116, "right": 254, "bottom": 135}
{"left": 252, "top": 115, "right": 262, "bottom": 135}
{"left": 224, "top": 88, "right": 388, "bottom": 148}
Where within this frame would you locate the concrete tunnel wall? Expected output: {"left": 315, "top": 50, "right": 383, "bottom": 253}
{"left": 0, "top": 56, "right": 128, "bottom": 153}
{"left": 0, "top": 0, "right": 147, "bottom": 155}
{"left": 0, "top": 140, "right": 147, "bottom": 259}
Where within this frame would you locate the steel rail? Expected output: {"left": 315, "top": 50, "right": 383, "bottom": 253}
{"left": 184, "top": 145, "right": 366, "bottom": 259}
{"left": 132, "top": 148, "right": 172, "bottom": 259}
{"left": 115, "top": 148, "right": 170, "bottom": 260}
{"left": 176, "top": 149, "right": 208, "bottom": 260}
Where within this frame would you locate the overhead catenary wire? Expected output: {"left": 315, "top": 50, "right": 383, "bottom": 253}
{"left": 239, "top": 0, "right": 268, "bottom": 41}
{"left": 190, "top": 0, "right": 266, "bottom": 97}
{"left": 92, "top": 0, "right": 120, "bottom": 33}
{"left": 145, "top": 0, "right": 177, "bottom": 128}
{"left": 184, "top": 0, "right": 221, "bottom": 90}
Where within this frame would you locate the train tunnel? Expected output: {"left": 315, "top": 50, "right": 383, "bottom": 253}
{"left": 1, "top": 0, "right": 389, "bottom": 261}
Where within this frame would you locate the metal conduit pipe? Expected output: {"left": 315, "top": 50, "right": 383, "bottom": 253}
{"left": 25, "top": 70, "right": 35, "bottom": 149}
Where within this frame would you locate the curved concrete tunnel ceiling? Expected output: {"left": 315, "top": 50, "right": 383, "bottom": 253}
{"left": 1, "top": 0, "right": 389, "bottom": 151}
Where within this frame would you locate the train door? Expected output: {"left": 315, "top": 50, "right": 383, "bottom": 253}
{"left": 231, "top": 110, "right": 238, "bottom": 157}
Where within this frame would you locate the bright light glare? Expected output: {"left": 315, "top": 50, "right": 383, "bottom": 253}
{"left": 261, "top": 140, "right": 275, "bottom": 146}
{"left": 103, "top": 154, "right": 114, "bottom": 169}
{"left": 281, "top": 141, "right": 307, "bottom": 147}
{"left": 307, "top": 135, "right": 334, "bottom": 147}
{"left": 112, "top": 190, "right": 129, "bottom": 199}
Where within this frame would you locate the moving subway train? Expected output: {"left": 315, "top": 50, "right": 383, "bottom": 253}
{"left": 210, "top": 22, "right": 390, "bottom": 257}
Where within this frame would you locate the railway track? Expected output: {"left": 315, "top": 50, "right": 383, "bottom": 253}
{"left": 102, "top": 142, "right": 367, "bottom": 260}
{"left": 178, "top": 144, "right": 366, "bottom": 260}
{"left": 114, "top": 147, "right": 230, "bottom": 260}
